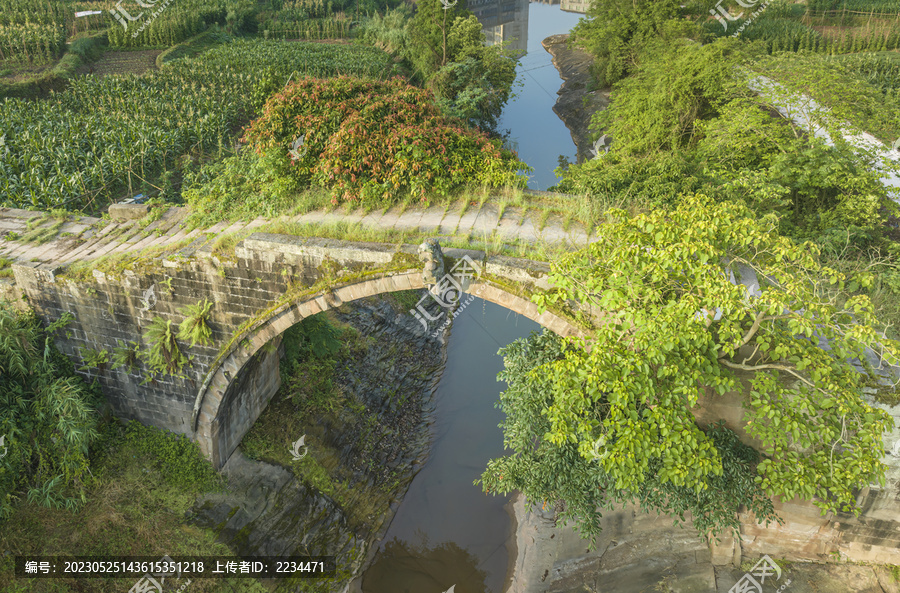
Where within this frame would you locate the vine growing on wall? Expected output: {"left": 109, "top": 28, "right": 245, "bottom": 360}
{"left": 111, "top": 340, "right": 141, "bottom": 374}
{"left": 78, "top": 346, "right": 110, "bottom": 372}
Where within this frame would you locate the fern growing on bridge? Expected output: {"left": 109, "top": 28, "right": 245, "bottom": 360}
{"left": 142, "top": 317, "right": 189, "bottom": 379}
{"left": 178, "top": 300, "right": 214, "bottom": 348}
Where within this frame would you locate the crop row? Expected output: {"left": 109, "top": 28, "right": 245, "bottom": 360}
{"left": 0, "top": 40, "right": 399, "bottom": 210}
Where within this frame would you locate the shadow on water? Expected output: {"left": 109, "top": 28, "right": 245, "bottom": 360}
{"left": 361, "top": 536, "right": 489, "bottom": 593}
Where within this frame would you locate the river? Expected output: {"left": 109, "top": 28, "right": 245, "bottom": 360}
{"left": 480, "top": 0, "right": 588, "bottom": 190}
{"left": 357, "top": 298, "right": 541, "bottom": 593}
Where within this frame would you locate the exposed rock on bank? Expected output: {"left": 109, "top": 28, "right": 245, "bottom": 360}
{"left": 505, "top": 491, "right": 900, "bottom": 593}
{"left": 542, "top": 34, "right": 610, "bottom": 165}
{"left": 187, "top": 294, "right": 447, "bottom": 592}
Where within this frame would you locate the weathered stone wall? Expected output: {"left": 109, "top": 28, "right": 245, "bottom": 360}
{"left": 213, "top": 335, "right": 283, "bottom": 465}
{"left": 8, "top": 234, "right": 584, "bottom": 470}
{"left": 692, "top": 378, "right": 900, "bottom": 566}
{"left": 8, "top": 235, "right": 408, "bottom": 441}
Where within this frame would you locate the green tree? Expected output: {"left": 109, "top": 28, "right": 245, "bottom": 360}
{"left": 481, "top": 195, "right": 898, "bottom": 543}
{"left": 559, "top": 41, "right": 898, "bottom": 246}
{"left": 569, "top": 0, "right": 696, "bottom": 87}
{"left": 406, "top": 0, "right": 471, "bottom": 78}
{"left": 0, "top": 304, "right": 102, "bottom": 520}
{"left": 428, "top": 16, "right": 518, "bottom": 131}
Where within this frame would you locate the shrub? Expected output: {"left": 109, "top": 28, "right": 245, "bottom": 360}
{"left": 121, "top": 420, "right": 221, "bottom": 492}
{"left": 241, "top": 75, "right": 530, "bottom": 204}
{"left": 141, "top": 317, "right": 188, "bottom": 378}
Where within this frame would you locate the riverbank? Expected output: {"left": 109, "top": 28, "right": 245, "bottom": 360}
{"left": 542, "top": 34, "right": 610, "bottom": 165}
{"left": 503, "top": 491, "right": 900, "bottom": 593}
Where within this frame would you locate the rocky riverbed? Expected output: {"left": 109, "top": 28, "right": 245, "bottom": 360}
{"left": 542, "top": 34, "right": 610, "bottom": 165}
{"left": 186, "top": 293, "right": 447, "bottom": 592}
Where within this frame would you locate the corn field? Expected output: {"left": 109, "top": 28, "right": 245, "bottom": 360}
{"left": 0, "top": 23, "right": 67, "bottom": 64}
{"left": 0, "top": 40, "right": 399, "bottom": 211}
{"left": 106, "top": 0, "right": 256, "bottom": 47}
{"left": 807, "top": 0, "right": 900, "bottom": 14}
{"left": 828, "top": 52, "right": 900, "bottom": 99}
{"left": 709, "top": 8, "right": 900, "bottom": 55}
{"left": 0, "top": 0, "right": 106, "bottom": 64}
{"left": 263, "top": 17, "right": 353, "bottom": 40}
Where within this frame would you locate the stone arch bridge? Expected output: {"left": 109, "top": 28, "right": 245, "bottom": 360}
{"left": 0, "top": 206, "right": 589, "bottom": 470}
{"left": 1, "top": 204, "right": 899, "bottom": 566}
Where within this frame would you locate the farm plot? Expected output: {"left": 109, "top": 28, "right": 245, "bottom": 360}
{"left": 0, "top": 40, "right": 400, "bottom": 211}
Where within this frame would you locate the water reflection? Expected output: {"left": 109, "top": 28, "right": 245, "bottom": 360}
{"left": 475, "top": 1, "right": 587, "bottom": 189}
{"left": 361, "top": 536, "right": 490, "bottom": 593}
{"left": 470, "top": 0, "right": 530, "bottom": 55}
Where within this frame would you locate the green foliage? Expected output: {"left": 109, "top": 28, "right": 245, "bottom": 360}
{"left": 0, "top": 304, "right": 101, "bottom": 521}
{"left": 525, "top": 195, "right": 897, "bottom": 525}
{"left": 753, "top": 51, "right": 900, "bottom": 145}
{"left": 0, "top": 21, "right": 66, "bottom": 65}
{"left": 0, "top": 256, "right": 13, "bottom": 278}
{"left": 120, "top": 420, "right": 221, "bottom": 492}
{"left": 280, "top": 314, "right": 346, "bottom": 412}
{"left": 406, "top": 0, "right": 472, "bottom": 77}
{"left": 559, "top": 42, "right": 899, "bottom": 245}
{"left": 77, "top": 347, "right": 110, "bottom": 372}
{"left": 241, "top": 75, "right": 529, "bottom": 204}
{"left": 427, "top": 16, "right": 519, "bottom": 131}
{"left": 17, "top": 210, "right": 69, "bottom": 245}
{"left": 106, "top": 0, "right": 256, "bottom": 48}
{"left": 183, "top": 149, "right": 305, "bottom": 227}
{"left": 568, "top": 0, "right": 690, "bottom": 86}
{"left": 110, "top": 339, "right": 141, "bottom": 373}
{"left": 141, "top": 317, "right": 188, "bottom": 378}
{"left": 177, "top": 299, "right": 214, "bottom": 347}
{"left": 356, "top": 5, "right": 413, "bottom": 54}
{"left": 589, "top": 38, "right": 752, "bottom": 155}
{"left": 480, "top": 329, "right": 779, "bottom": 544}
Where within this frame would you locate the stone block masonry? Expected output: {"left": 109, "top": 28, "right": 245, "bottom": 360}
{"left": 7, "top": 234, "right": 583, "bottom": 470}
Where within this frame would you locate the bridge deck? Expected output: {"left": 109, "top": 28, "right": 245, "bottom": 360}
{"left": 0, "top": 199, "right": 595, "bottom": 272}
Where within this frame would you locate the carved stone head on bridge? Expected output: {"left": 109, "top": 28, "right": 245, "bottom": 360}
{"left": 417, "top": 239, "right": 445, "bottom": 287}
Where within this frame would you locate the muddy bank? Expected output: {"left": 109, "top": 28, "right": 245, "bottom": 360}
{"left": 542, "top": 34, "right": 610, "bottom": 165}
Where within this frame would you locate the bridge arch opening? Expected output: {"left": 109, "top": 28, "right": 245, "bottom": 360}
{"left": 192, "top": 272, "right": 584, "bottom": 469}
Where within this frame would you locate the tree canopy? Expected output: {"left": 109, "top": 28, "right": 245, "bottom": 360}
{"left": 480, "top": 194, "right": 898, "bottom": 543}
